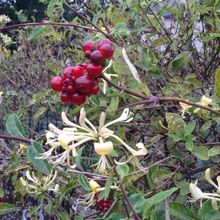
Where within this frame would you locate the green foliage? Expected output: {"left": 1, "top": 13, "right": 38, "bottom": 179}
{"left": 1, "top": 0, "right": 220, "bottom": 219}
{"left": 26, "top": 142, "right": 52, "bottom": 174}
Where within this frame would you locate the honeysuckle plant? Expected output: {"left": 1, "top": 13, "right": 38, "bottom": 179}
{"left": 189, "top": 168, "right": 220, "bottom": 210}
{"left": 20, "top": 170, "right": 59, "bottom": 195}
{"left": 38, "top": 107, "right": 147, "bottom": 174}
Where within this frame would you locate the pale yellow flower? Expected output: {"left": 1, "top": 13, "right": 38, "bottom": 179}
{"left": 20, "top": 170, "right": 59, "bottom": 195}
{"left": 0, "top": 92, "right": 3, "bottom": 104}
{"left": 189, "top": 169, "right": 220, "bottom": 210}
{"left": 38, "top": 108, "right": 147, "bottom": 174}
{"left": 0, "top": 15, "right": 11, "bottom": 25}
{"left": 194, "top": 95, "right": 212, "bottom": 113}
{"left": 17, "top": 143, "right": 27, "bottom": 155}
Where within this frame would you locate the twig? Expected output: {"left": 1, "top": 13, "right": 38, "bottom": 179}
{"left": 103, "top": 199, "right": 118, "bottom": 218}
{"left": 0, "top": 21, "right": 96, "bottom": 31}
{"left": 102, "top": 75, "right": 220, "bottom": 116}
{"left": 107, "top": 158, "right": 141, "bottom": 220}
{"left": 101, "top": 74, "right": 146, "bottom": 99}
{"left": 0, "top": 133, "right": 32, "bottom": 144}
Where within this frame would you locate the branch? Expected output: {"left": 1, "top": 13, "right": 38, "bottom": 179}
{"left": 101, "top": 75, "right": 220, "bottom": 116}
{"left": 0, "top": 21, "right": 96, "bottom": 31}
{"left": 107, "top": 158, "right": 141, "bottom": 220}
{"left": 0, "top": 133, "right": 32, "bottom": 144}
{"left": 101, "top": 74, "right": 146, "bottom": 99}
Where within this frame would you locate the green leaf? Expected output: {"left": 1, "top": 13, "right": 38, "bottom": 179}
{"left": 142, "top": 187, "right": 178, "bottom": 213}
{"left": 170, "top": 52, "right": 192, "bottom": 72}
{"left": 184, "top": 121, "right": 196, "bottom": 136}
{"left": 185, "top": 141, "right": 194, "bottom": 151}
{"left": 199, "top": 200, "right": 220, "bottom": 220}
{"left": 99, "top": 176, "right": 114, "bottom": 200}
{"left": 116, "top": 164, "right": 129, "bottom": 180}
{"left": 6, "top": 113, "right": 27, "bottom": 138}
{"left": 193, "top": 146, "right": 209, "bottom": 160}
{"left": 107, "top": 213, "right": 125, "bottom": 220}
{"left": 214, "top": 67, "right": 220, "bottom": 100}
{"left": 56, "top": 211, "right": 71, "bottom": 220}
{"left": 169, "top": 202, "right": 199, "bottom": 220}
{"left": 129, "top": 193, "right": 145, "bottom": 213}
{"left": 79, "top": 174, "right": 90, "bottom": 191}
{"left": 33, "top": 107, "right": 47, "bottom": 119}
{"left": 26, "top": 142, "right": 51, "bottom": 174}
{"left": 0, "top": 203, "right": 20, "bottom": 215}
{"left": 0, "top": 188, "right": 4, "bottom": 197}
{"left": 166, "top": 113, "right": 185, "bottom": 134}
{"left": 28, "top": 26, "right": 49, "bottom": 41}
{"left": 107, "top": 96, "right": 119, "bottom": 115}
{"left": 208, "top": 147, "right": 220, "bottom": 157}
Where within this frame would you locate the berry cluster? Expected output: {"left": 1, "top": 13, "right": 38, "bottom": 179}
{"left": 95, "top": 194, "right": 111, "bottom": 211}
{"left": 50, "top": 38, "right": 114, "bottom": 105}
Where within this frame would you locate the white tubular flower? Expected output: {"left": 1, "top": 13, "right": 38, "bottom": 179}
{"left": 0, "top": 92, "right": 3, "bottom": 104}
{"left": 20, "top": 170, "right": 59, "bottom": 195}
{"left": 179, "top": 101, "right": 192, "bottom": 118}
{"left": 93, "top": 141, "right": 113, "bottom": 174}
{"left": 194, "top": 95, "right": 212, "bottom": 113}
{"left": 205, "top": 168, "right": 220, "bottom": 194}
{"left": 101, "top": 59, "right": 117, "bottom": 94}
{"left": 39, "top": 108, "right": 147, "bottom": 174}
{"left": 189, "top": 176, "right": 220, "bottom": 209}
{"left": 0, "top": 15, "right": 11, "bottom": 25}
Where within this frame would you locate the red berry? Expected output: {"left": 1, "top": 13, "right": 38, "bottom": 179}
{"left": 96, "top": 200, "right": 101, "bottom": 204}
{"left": 50, "top": 76, "right": 63, "bottom": 92}
{"left": 85, "top": 50, "right": 91, "bottom": 59}
{"left": 80, "top": 63, "right": 88, "bottom": 69}
{"left": 90, "top": 85, "right": 99, "bottom": 95}
{"left": 71, "top": 93, "right": 86, "bottom": 105}
{"left": 103, "top": 198, "right": 110, "bottom": 203}
{"left": 98, "top": 204, "right": 104, "bottom": 211}
{"left": 98, "top": 39, "right": 112, "bottom": 48}
{"left": 75, "top": 75, "right": 95, "bottom": 94}
{"left": 99, "top": 44, "right": 114, "bottom": 58}
{"left": 103, "top": 202, "right": 109, "bottom": 209}
{"left": 63, "top": 78, "right": 71, "bottom": 86}
{"left": 82, "top": 40, "right": 95, "bottom": 52}
{"left": 90, "top": 50, "right": 104, "bottom": 64}
{"left": 86, "top": 63, "right": 102, "bottom": 78}
{"left": 61, "top": 93, "right": 71, "bottom": 103}
{"left": 67, "top": 85, "right": 76, "bottom": 94}
{"left": 63, "top": 66, "right": 74, "bottom": 78}
{"left": 73, "top": 66, "right": 83, "bottom": 78}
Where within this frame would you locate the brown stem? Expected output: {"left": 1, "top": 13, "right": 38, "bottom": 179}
{"left": 0, "top": 133, "right": 32, "bottom": 144}
{"left": 0, "top": 21, "right": 95, "bottom": 31}
{"left": 101, "top": 74, "right": 146, "bottom": 99}
{"left": 101, "top": 76, "right": 220, "bottom": 116}
{"left": 107, "top": 158, "right": 141, "bottom": 220}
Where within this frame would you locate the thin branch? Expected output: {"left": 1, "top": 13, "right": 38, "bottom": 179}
{"left": 101, "top": 75, "right": 220, "bottom": 116}
{"left": 0, "top": 134, "right": 32, "bottom": 144}
{"left": 107, "top": 158, "right": 141, "bottom": 220}
{"left": 0, "top": 21, "right": 96, "bottom": 31}
{"left": 101, "top": 74, "right": 146, "bottom": 99}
